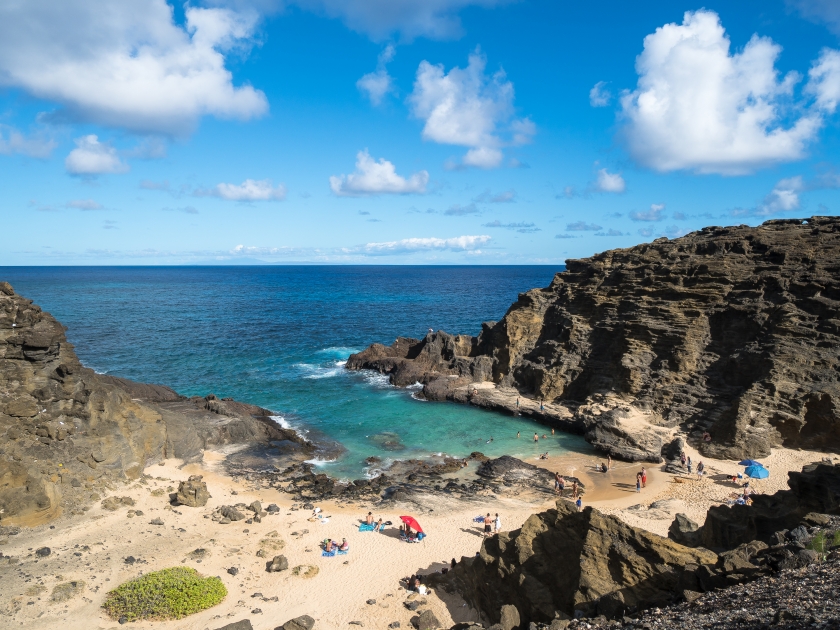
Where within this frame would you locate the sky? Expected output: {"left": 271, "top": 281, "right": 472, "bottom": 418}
{"left": 2, "top": 0, "right": 840, "bottom": 265}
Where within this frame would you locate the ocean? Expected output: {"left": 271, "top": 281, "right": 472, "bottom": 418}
{"left": 1, "top": 266, "right": 589, "bottom": 478}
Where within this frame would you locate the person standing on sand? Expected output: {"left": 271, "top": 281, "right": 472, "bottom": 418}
{"left": 680, "top": 452, "right": 686, "bottom": 467}
{"left": 572, "top": 480, "right": 578, "bottom": 500}
{"left": 641, "top": 467, "right": 647, "bottom": 488}
{"left": 494, "top": 513, "right": 501, "bottom": 533}
{"left": 516, "top": 397, "right": 520, "bottom": 409}
{"left": 483, "top": 513, "right": 492, "bottom": 537}
{"left": 687, "top": 457, "right": 693, "bottom": 474}
{"left": 607, "top": 454, "right": 612, "bottom": 470}
{"left": 554, "top": 472, "right": 562, "bottom": 495}
{"left": 636, "top": 473, "right": 641, "bottom": 492}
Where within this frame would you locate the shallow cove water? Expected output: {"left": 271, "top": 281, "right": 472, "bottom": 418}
{"left": 2, "top": 266, "right": 590, "bottom": 478}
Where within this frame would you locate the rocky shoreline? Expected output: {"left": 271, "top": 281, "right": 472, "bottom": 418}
{"left": 347, "top": 216, "right": 840, "bottom": 464}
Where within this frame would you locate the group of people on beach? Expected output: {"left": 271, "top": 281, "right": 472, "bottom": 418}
{"left": 365, "top": 511, "right": 384, "bottom": 532}
{"left": 635, "top": 467, "right": 648, "bottom": 492}
{"left": 480, "top": 512, "right": 502, "bottom": 537}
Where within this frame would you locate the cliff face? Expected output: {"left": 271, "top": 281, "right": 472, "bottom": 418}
{"left": 0, "top": 282, "right": 307, "bottom": 526}
{"left": 348, "top": 216, "right": 840, "bottom": 460}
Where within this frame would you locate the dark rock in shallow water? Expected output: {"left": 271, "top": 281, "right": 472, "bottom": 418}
{"left": 348, "top": 216, "right": 840, "bottom": 461}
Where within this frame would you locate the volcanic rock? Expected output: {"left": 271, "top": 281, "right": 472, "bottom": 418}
{"left": 266, "top": 555, "right": 288, "bottom": 572}
{"left": 278, "top": 615, "right": 316, "bottom": 630}
{"left": 348, "top": 217, "right": 840, "bottom": 461}
{"left": 433, "top": 499, "right": 716, "bottom": 624}
{"left": 175, "top": 475, "right": 210, "bottom": 507}
{"left": 668, "top": 513, "right": 702, "bottom": 547}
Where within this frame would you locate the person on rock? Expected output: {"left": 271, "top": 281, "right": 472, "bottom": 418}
{"left": 554, "top": 472, "right": 565, "bottom": 495}
{"left": 572, "top": 480, "right": 578, "bottom": 499}
{"left": 576, "top": 497, "right": 582, "bottom": 511}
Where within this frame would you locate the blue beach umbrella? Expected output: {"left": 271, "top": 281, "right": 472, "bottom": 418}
{"left": 744, "top": 465, "right": 769, "bottom": 479}
{"left": 738, "top": 459, "right": 764, "bottom": 467}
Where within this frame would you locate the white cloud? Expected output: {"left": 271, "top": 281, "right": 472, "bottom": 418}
{"left": 213, "top": 179, "right": 287, "bottom": 201}
{"left": 566, "top": 221, "right": 603, "bottom": 231}
{"left": 0, "top": 0, "right": 267, "bottom": 135}
{"left": 630, "top": 203, "right": 666, "bottom": 222}
{"left": 482, "top": 220, "right": 538, "bottom": 233}
{"left": 589, "top": 81, "right": 611, "bottom": 107}
{"left": 595, "top": 168, "right": 625, "bottom": 193}
{"left": 66, "top": 199, "right": 104, "bottom": 210}
{"left": 620, "top": 10, "right": 830, "bottom": 175}
{"left": 806, "top": 48, "right": 840, "bottom": 114}
{"left": 291, "top": 0, "right": 507, "bottom": 40}
{"left": 735, "top": 177, "right": 804, "bottom": 217}
{"left": 65, "top": 135, "right": 129, "bottom": 175}
{"left": 408, "top": 49, "right": 533, "bottom": 169}
{"left": 595, "top": 228, "right": 625, "bottom": 236}
{"left": 330, "top": 150, "right": 429, "bottom": 196}
{"left": 788, "top": 0, "right": 840, "bottom": 36}
{"left": 357, "top": 44, "right": 396, "bottom": 105}
{"left": 474, "top": 189, "right": 516, "bottom": 203}
{"left": 444, "top": 203, "right": 479, "bottom": 215}
{"left": 363, "top": 234, "right": 491, "bottom": 254}
{"left": 0, "top": 125, "right": 56, "bottom": 158}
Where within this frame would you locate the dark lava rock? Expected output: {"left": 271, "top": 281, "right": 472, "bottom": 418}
{"left": 266, "top": 555, "right": 289, "bottom": 572}
{"left": 413, "top": 610, "right": 441, "bottom": 630}
{"left": 35, "top": 547, "right": 51, "bottom": 557}
{"left": 430, "top": 499, "right": 716, "bottom": 624}
{"left": 227, "top": 566, "right": 239, "bottom": 576}
{"left": 348, "top": 217, "right": 840, "bottom": 461}
{"left": 267, "top": 504, "right": 280, "bottom": 513}
{"left": 215, "top": 621, "right": 254, "bottom": 630}
{"left": 668, "top": 513, "right": 702, "bottom": 547}
{"left": 150, "top": 517, "right": 164, "bottom": 526}
{"left": 124, "top": 556, "right": 136, "bottom": 565}
{"left": 278, "top": 614, "right": 316, "bottom": 630}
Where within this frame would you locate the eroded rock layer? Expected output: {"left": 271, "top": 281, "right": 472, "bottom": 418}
{"left": 348, "top": 217, "right": 840, "bottom": 460}
{"left": 0, "top": 282, "right": 309, "bottom": 526}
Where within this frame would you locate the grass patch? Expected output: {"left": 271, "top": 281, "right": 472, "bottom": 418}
{"left": 291, "top": 565, "right": 319, "bottom": 579}
{"left": 102, "top": 567, "right": 226, "bottom": 621}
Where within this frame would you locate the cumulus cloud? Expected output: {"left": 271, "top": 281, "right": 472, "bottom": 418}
{"left": 589, "top": 81, "right": 611, "bottom": 107}
{"left": 66, "top": 199, "right": 104, "bottom": 210}
{"left": 444, "top": 203, "right": 479, "bottom": 216}
{"left": 638, "top": 227, "right": 654, "bottom": 237}
{"left": 0, "top": 125, "right": 56, "bottom": 158}
{"left": 474, "top": 189, "right": 516, "bottom": 203}
{"left": 620, "top": 10, "right": 839, "bottom": 175}
{"left": 0, "top": 0, "right": 268, "bottom": 135}
{"left": 65, "top": 135, "right": 129, "bottom": 175}
{"left": 673, "top": 211, "right": 686, "bottom": 220}
{"left": 357, "top": 44, "right": 396, "bottom": 105}
{"left": 594, "top": 228, "right": 625, "bottom": 236}
{"left": 330, "top": 150, "right": 429, "bottom": 196}
{"left": 408, "top": 49, "right": 533, "bottom": 169}
{"left": 206, "top": 179, "right": 287, "bottom": 201}
{"left": 290, "top": 0, "right": 508, "bottom": 41}
{"left": 594, "top": 168, "right": 625, "bottom": 193}
{"left": 630, "top": 203, "right": 666, "bottom": 222}
{"left": 806, "top": 48, "right": 840, "bottom": 113}
{"left": 362, "top": 234, "right": 491, "bottom": 254}
{"left": 566, "top": 221, "right": 603, "bottom": 231}
{"left": 734, "top": 177, "right": 804, "bottom": 217}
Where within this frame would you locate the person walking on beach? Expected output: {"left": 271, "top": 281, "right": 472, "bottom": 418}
{"left": 607, "top": 454, "right": 612, "bottom": 470}
{"left": 680, "top": 451, "right": 686, "bottom": 467}
{"left": 696, "top": 461, "right": 705, "bottom": 480}
{"left": 687, "top": 456, "right": 693, "bottom": 475}
{"left": 494, "top": 513, "right": 501, "bottom": 534}
{"left": 554, "top": 472, "right": 563, "bottom": 495}
{"left": 641, "top": 467, "right": 647, "bottom": 488}
{"left": 483, "top": 513, "right": 492, "bottom": 538}
{"left": 636, "top": 472, "right": 642, "bottom": 493}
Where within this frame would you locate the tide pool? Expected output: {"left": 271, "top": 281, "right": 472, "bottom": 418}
{"left": 1, "top": 265, "right": 589, "bottom": 478}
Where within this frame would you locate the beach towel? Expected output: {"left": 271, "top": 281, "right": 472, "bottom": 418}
{"left": 337, "top": 549, "right": 348, "bottom": 555}
{"left": 472, "top": 515, "right": 485, "bottom": 523}
{"left": 322, "top": 549, "right": 336, "bottom": 557}
{"left": 359, "top": 523, "right": 375, "bottom": 532}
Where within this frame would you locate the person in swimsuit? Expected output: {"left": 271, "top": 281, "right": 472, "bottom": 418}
{"left": 607, "top": 454, "right": 612, "bottom": 470}
{"left": 339, "top": 538, "right": 349, "bottom": 551}
{"left": 636, "top": 473, "right": 641, "bottom": 493}
{"left": 374, "top": 517, "right": 383, "bottom": 532}
{"left": 516, "top": 431, "right": 520, "bottom": 439}
{"left": 534, "top": 433, "right": 539, "bottom": 442}
{"left": 572, "top": 480, "right": 578, "bottom": 499}
{"left": 641, "top": 467, "right": 647, "bottom": 488}
{"left": 554, "top": 472, "right": 563, "bottom": 495}
{"left": 483, "top": 513, "right": 492, "bottom": 537}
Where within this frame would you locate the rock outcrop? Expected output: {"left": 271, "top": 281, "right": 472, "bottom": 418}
{"left": 433, "top": 499, "right": 717, "bottom": 624}
{"left": 0, "top": 282, "right": 311, "bottom": 526}
{"left": 175, "top": 475, "right": 211, "bottom": 507}
{"left": 348, "top": 217, "right": 840, "bottom": 461}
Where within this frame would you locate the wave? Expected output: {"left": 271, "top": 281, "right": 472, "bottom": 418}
{"left": 305, "top": 457, "right": 338, "bottom": 466}
{"left": 295, "top": 362, "right": 345, "bottom": 379}
{"left": 361, "top": 371, "right": 391, "bottom": 388}
{"left": 269, "top": 415, "right": 291, "bottom": 429}
{"left": 315, "top": 346, "right": 360, "bottom": 358}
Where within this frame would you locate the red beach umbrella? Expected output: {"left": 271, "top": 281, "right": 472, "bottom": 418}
{"left": 400, "top": 515, "right": 423, "bottom": 533}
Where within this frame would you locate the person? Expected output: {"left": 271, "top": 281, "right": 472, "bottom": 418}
{"left": 575, "top": 496, "right": 582, "bottom": 511}
{"left": 516, "top": 431, "right": 520, "bottom": 439}
{"left": 534, "top": 433, "right": 539, "bottom": 442}
{"left": 540, "top": 399, "right": 545, "bottom": 411}
{"left": 329, "top": 539, "right": 338, "bottom": 552}
{"left": 551, "top": 427, "right": 555, "bottom": 435}
{"left": 339, "top": 538, "right": 349, "bottom": 551}
{"left": 516, "top": 397, "right": 520, "bottom": 409}
{"left": 687, "top": 457, "right": 693, "bottom": 474}
{"left": 483, "top": 513, "right": 492, "bottom": 537}
{"left": 601, "top": 462, "right": 608, "bottom": 473}
{"left": 636, "top": 473, "right": 641, "bottom": 493}
{"left": 451, "top": 558, "right": 457, "bottom": 569}
{"left": 539, "top": 452, "right": 548, "bottom": 460}
{"left": 680, "top": 452, "right": 686, "bottom": 467}
{"left": 366, "top": 512, "right": 374, "bottom": 525}
{"left": 572, "top": 480, "right": 578, "bottom": 500}
{"left": 494, "top": 513, "right": 501, "bottom": 533}
{"left": 542, "top": 434, "right": 547, "bottom": 439}
{"left": 608, "top": 454, "right": 612, "bottom": 470}
{"left": 374, "top": 517, "right": 383, "bottom": 532}
{"left": 641, "top": 467, "right": 647, "bottom": 488}
{"left": 554, "top": 472, "right": 563, "bottom": 495}
{"left": 696, "top": 461, "right": 705, "bottom": 480}
{"left": 703, "top": 432, "right": 712, "bottom": 442}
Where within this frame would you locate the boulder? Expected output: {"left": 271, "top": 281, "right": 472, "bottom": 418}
{"left": 668, "top": 513, "right": 702, "bottom": 547}
{"left": 266, "top": 555, "right": 289, "bottom": 572}
{"left": 433, "top": 499, "right": 716, "bottom": 624}
{"left": 413, "top": 610, "right": 441, "bottom": 630}
{"left": 215, "top": 621, "right": 254, "bottom": 630}
{"left": 279, "top": 615, "right": 316, "bottom": 630}
{"left": 499, "top": 604, "right": 521, "bottom": 630}
{"left": 176, "top": 475, "right": 210, "bottom": 507}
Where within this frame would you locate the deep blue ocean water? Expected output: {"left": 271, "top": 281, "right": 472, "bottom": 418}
{"left": 1, "top": 266, "right": 589, "bottom": 477}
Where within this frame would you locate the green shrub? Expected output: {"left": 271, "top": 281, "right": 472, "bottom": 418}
{"left": 102, "top": 567, "right": 226, "bottom": 621}
{"left": 807, "top": 531, "right": 826, "bottom": 558}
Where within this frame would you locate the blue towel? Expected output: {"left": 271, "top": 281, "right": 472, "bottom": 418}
{"left": 322, "top": 550, "right": 336, "bottom": 557}
{"left": 337, "top": 549, "right": 348, "bottom": 555}
{"left": 359, "top": 523, "right": 375, "bottom": 532}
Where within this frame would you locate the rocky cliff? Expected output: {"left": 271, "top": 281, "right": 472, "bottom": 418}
{"left": 348, "top": 216, "right": 840, "bottom": 461}
{"left": 0, "top": 282, "right": 309, "bottom": 526}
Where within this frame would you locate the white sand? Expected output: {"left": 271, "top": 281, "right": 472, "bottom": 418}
{"left": 0, "top": 444, "right": 836, "bottom": 629}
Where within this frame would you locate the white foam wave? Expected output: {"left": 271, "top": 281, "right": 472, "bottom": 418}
{"left": 269, "top": 415, "right": 290, "bottom": 429}
{"left": 411, "top": 392, "right": 428, "bottom": 402}
{"left": 295, "top": 362, "right": 344, "bottom": 379}
{"left": 405, "top": 381, "right": 423, "bottom": 390}
{"left": 362, "top": 371, "right": 392, "bottom": 388}
{"left": 306, "top": 457, "right": 337, "bottom": 466}
{"left": 316, "top": 346, "right": 360, "bottom": 357}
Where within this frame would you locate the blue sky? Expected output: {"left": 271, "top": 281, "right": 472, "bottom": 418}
{"left": 2, "top": 0, "right": 840, "bottom": 264}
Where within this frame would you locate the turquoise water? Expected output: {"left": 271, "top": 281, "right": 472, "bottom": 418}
{"left": 1, "top": 266, "right": 588, "bottom": 478}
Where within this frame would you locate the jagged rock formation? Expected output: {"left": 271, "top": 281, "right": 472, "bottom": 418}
{"left": 0, "top": 282, "right": 310, "bottom": 526}
{"left": 433, "top": 499, "right": 718, "bottom": 624}
{"left": 349, "top": 217, "right": 840, "bottom": 460}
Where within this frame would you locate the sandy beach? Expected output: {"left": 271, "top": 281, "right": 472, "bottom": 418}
{"left": 1, "top": 443, "right": 836, "bottom": 630}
